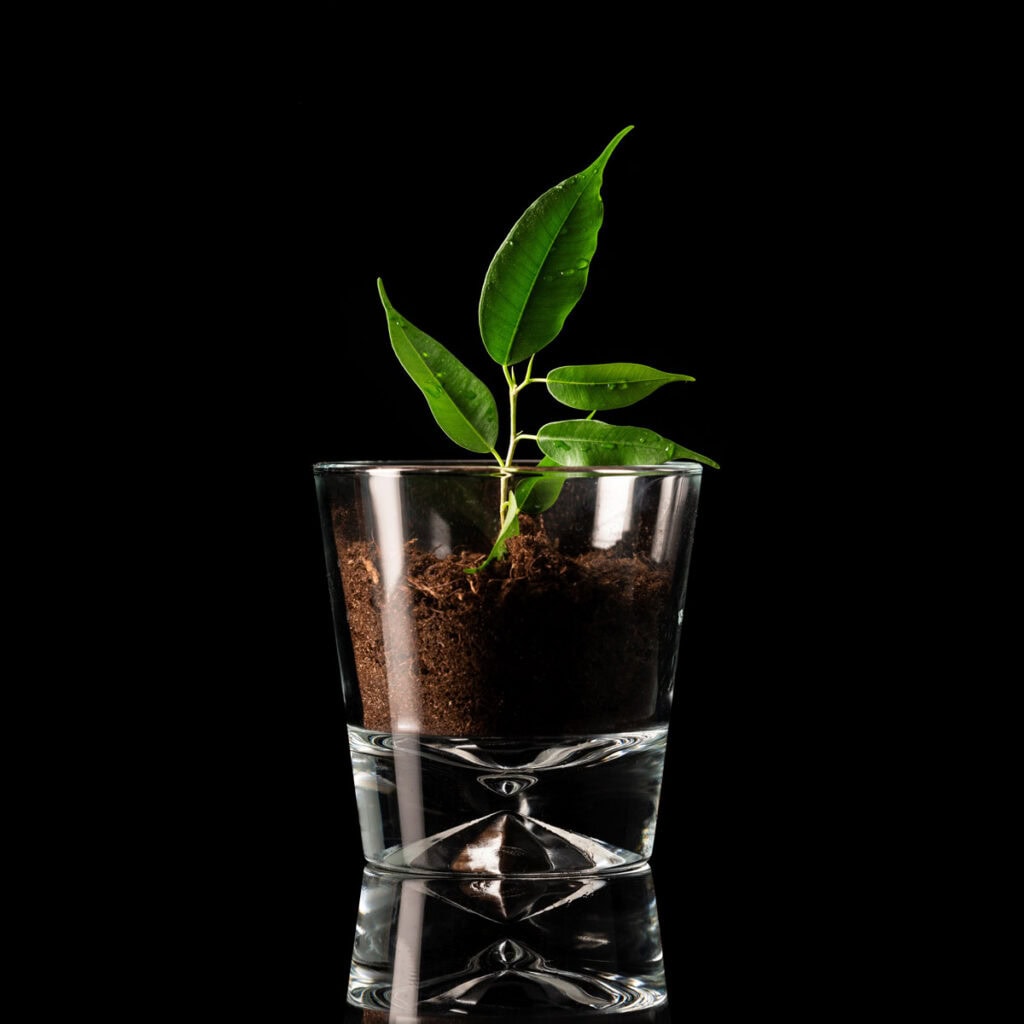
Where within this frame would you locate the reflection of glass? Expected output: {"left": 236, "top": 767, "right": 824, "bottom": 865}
{"left": 345, "top": 864, "right": 669, "bottom": 1020}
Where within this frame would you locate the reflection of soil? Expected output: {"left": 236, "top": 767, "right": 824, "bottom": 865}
{"left": 335, "top": 514, "right": 673, "bottom": 736}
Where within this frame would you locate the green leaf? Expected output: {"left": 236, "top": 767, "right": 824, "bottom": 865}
{"left": 546, "top": 363, "right": 695, "bottom": 411}
{"left": 514, "top": 457, "right": 566, "bottom": 515}
{"left": 468, "top": 491, "right": 520, "bottom": 573}
{"left": 479, "top": 126, "right": 633, "bottom": 367}
{"left": 537, "top": 419, "right": 720, "bottom": 468}
{"left": 378, "top": 279, "right": 499, "bottom": 454}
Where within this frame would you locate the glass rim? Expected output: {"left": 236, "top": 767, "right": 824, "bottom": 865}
{"left": 312, "top": 459, "right": 704, "bottom": 477}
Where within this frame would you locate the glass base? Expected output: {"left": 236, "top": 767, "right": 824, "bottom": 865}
{"left": 349, "top": 726, "right": 668, "bottom": 875}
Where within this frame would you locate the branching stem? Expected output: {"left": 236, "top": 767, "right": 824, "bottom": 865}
{"left": 498, "top": 354, "right": 547, "bottom": 514}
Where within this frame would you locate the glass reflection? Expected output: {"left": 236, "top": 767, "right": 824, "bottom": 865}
{"left": 343, "top": 863, "right": 670, "bottom": 1022}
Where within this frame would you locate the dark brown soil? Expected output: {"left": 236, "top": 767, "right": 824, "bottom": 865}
{"left": 334, "top": 513, "right": 674, "bottom": 736}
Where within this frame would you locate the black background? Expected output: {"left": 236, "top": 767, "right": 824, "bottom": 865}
{"left": 168, "top": 16, "right": 859, "bottom": 1016}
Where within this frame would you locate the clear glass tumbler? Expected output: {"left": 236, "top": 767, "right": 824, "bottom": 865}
{"left": 314, "top": 461, "right": 703, "bottom": 875}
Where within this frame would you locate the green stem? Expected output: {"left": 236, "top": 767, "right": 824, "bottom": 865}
{"left": 503, "top": 363, "right": 519, "bottom": 467}
{"left": 499, "top": 363, "right": 519, "bottom": 514}
{"left": 498, "top": 355, "right": 542, "bottom": 525}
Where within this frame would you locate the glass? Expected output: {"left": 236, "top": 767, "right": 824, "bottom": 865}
{"left": 314, "top": 461, "right": 702, "bottom": 875}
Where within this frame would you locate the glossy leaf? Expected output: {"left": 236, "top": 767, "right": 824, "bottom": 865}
{"left": 514, "top": 457, "right": 566, "bottom": 515}
{"left": 546, "top": 363, "right": 695, "bottom": 411}
{"left": 479, "top": 126, "right": 633, "bottom": 367}
{"left": 469, "top": 491, "right": 520, "bottom": 573}
{"left": 379, "top": 279, "right": 499, "bottom": 454}
{"left": 537, "top": 419, "right": 720, "bottom": 468}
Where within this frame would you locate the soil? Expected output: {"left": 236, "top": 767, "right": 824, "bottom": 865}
{"left": 333, "top": 513, "right": 675, "bottom": 737}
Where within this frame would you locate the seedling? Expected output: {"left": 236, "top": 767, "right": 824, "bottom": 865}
{"left": 378, "top": 125, "right": 717, "bottom": 567}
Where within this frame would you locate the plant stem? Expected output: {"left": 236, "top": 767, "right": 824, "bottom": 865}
{"left": 503, "top": 363, "right": 519, "bottom": 468}
{"left": 497, "top": 363, "right": 518, "bottom": 515}
{"left": 498, "top": 355, "right": 546, "bottom": 522}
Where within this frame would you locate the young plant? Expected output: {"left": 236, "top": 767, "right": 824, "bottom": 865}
{"left": 377, "top": 125, "right": 718, "bottom": 567}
